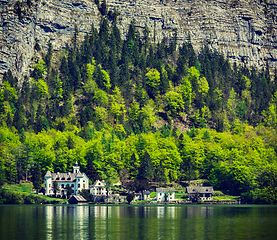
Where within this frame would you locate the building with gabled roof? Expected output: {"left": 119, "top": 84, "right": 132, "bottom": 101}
{"left": 186, "top": 186, "right": 214, "bottom": 201}
{"left": 90, "top": 180, "right": 107, "bottom": 196}
{"left": 44, "top": 161, "right": 89, "bottom": 196}
{"left": 68, "top": 195, "right": 87, "bottom": 204}
{"left": 156, "top": 188, "right": 175, "bottom": 202}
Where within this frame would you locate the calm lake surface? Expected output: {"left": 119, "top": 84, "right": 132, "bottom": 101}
{"left": 0, "top": 204, "right": 277, "bottom": 240}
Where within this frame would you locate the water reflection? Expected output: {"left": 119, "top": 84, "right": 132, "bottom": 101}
{"left": 1, "top": 205, "right": 277, "bottom": 240}
{"left": 45, "top": 205, "right": 90, "bottom": 240}
{"left": 186, "top": 206, "right": 213, "bottom": 218}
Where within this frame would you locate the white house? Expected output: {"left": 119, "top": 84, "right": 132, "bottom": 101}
{"left": 186, "top": 187, "right": 214, "bottom": 201}
{"left": 90, "top": 180, "right": 107, "bottom": 196}
{"left": 134, "top": 190, "right": 151, "bottom": 201}
{"left": 44, "top": 161, "right": 89, "bottom": 196}
{"left": 156, "top": 188, "right": 175, "bottom": 202}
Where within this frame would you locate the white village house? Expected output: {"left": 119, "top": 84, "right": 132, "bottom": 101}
{"left": 156, "top": 188, "right": 175, "bottom": 202}
{"left": 134, "top": 190, "right": 151, "bottom": 201}
{"left": 45, "top": 161, "right": 89, "bottom": 196}
{"left": 90, "top": 180, "right": 107, "bottom": 196}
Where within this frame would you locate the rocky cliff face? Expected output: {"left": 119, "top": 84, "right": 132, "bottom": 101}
{"left": 0, "top": 0, "right": 100, "bottom": 80}
{"left": 0, "top": 0, "right": 277, "bottom": 81}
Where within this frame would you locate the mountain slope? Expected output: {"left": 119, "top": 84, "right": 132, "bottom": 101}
{"left": 0, "top": 0, "right": 277, "bottom": 81}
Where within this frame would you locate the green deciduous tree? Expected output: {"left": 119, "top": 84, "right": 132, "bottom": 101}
{"left": 109, "top": 87, "right": 126, "bottom": 123}
{"left": 145, "top": 68, "right": 161, "bottom": 99}
{"left": 179, "top": 76, "right": 193, "bottom": 110}
{"left": 164, "top": 91, "right": 184, "bottom": 118}
{"left": 33, "top": 60, "right": 46, "bottom": 80}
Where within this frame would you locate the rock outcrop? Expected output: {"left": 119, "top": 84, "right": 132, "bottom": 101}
{"left": 0, "top": 0, "right": 100, "bottom": 80}
{"left": 0, "top": 0, "right": 277, "bottom": 81}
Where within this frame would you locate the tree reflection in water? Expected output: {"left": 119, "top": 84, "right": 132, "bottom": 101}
{"left": 0, "top": 205, "right": 276, "bottom": 240}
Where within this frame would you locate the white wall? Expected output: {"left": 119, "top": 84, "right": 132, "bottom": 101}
{"left": 157, "top": 192, "right": 175, "bottom": 202}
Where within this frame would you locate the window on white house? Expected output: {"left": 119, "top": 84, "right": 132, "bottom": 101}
{"left": 78, "top": 184, "right": 80, "bottom": 188}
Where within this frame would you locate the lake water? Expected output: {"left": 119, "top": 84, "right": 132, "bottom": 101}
{"left": 0, "top": 204, "right": 276, "bottom": 240}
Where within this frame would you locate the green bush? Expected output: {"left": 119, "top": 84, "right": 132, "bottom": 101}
{"left": 214, "top": 191, "right": 224, "bottom": 196}
{"left": 0, "top": 190, "right": 24, "bottom": 204}
{"left": 24, "top": 195, "right": 35, "bottom": 204}
{"left": 149, "top": 192, "right": 156, "bottom": 198}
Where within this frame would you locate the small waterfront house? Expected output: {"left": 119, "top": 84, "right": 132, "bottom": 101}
{"left": 142, "top": 190, "right": 150, "bottom": 200}
{"left": 156, "top": 188, "right": 175, "bottom": 202}
{"left": 90, "top": 180, "right": 107, "bottom": 196}
{"left": 104, "top": 194, "right": 127, "bottom": 203}
{"left": 44, "top": 161, "right": 89, "bottom": 196}
{"left": 68, "top": 195, "right": 87, "bottom": 204}
{"left": 186, "top": 187, "right": 214, "bottom": 201}
{"left": 134, "top": 190, "right": 151, "bottom": 201}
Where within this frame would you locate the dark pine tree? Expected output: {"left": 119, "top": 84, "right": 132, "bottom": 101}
{"left": 137, "top": 151, "right": 153, "bottom": 181}
{"left": 99, "top": 0, "right": 108, "bottom": 15}
{"left": 44, "top": 40, "right": 53, "bottom": 69}
{"left": 31, "top": 163, "right": 43, "bottom": 193}
{"left": 13, "top": 102, "right": 26, "bottom": 131}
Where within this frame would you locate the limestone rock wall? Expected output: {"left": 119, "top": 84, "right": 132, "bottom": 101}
{"left": 111, "top": 0, "right": 277, "bottom": 68}
{"left": 0, "top": 0, "right": 100, "bottom": 80}
{"left": 0, "top": 0, "right": 277, "bottom": 81}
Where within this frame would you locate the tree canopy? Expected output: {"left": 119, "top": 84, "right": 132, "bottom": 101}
{"left": 1, "top": 18, "right": 277, "bottom": 204}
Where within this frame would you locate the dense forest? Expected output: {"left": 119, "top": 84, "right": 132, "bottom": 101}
{"left": 0, "top": 16, "right": 277, "bottom": 203}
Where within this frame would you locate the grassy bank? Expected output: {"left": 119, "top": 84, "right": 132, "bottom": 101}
{"left": 0, "top": 183, "right": 67, "bottom": 204}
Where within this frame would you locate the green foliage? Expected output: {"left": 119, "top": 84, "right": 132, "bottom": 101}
{"left": 149, "top": 192, "right": 156, "bottom": 198}
{"left": 126, "top": 193, "right": 135, "bottom": 204}
{"left": 109, "top": 87, "right": 126, "bottom": 123}
{"left": 33, "top": 60, "right": 46, "bottom": 80}
{"left": 179, "top": 76, "right": 192, "bottom": 110}
{"left": 137, "top": 151, "right": 153, "bottom": 181}
{"left": 0, "top": 161, "right": 6, "bottom": 187}
{"left": 31, "top": 163, "right": 43, "bottom": 192}
{"left": 44, "top": 40, "right": 53, "bottom": 69}
{"left": 0, "top": 184, "right": 66, "bottom": 204}
{"left": 1, "top": 20, "right": 277, "bottom": 204}
{"left": 145, "top": 68, "right": 161, "bottom": 97}
{"left": 36, "top": 79, "right": 50, "bottom": 100}
{"left": 80, "top": 189, "right": 92, "bottom": 201}
{"left": 164, "top": 91, "right": 184, "bottom": 118}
